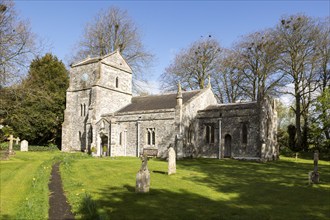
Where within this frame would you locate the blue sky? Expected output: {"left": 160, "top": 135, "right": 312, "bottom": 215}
{"left": 15, "top": 0, "right": 329, "bottom": 93}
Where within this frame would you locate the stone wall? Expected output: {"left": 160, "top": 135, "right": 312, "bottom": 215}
{"left": 259, "top": 98, "right": 278, "bottom": 161}
{"left": 196, "top": 102, "right": 260, "bottom": 158}
{"left": 109, "top": 109, "right": 176, "bottom": 158}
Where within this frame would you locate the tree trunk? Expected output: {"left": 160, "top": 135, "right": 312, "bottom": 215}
{"left": 295, "top": 89, "right": 302, "bottom": 151}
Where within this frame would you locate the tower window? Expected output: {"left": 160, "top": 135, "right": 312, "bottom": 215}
{"left": 116, "top": 77, "right": 119, "bottom": 88}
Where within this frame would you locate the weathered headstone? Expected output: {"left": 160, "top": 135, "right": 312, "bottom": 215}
{"left": 136, "top": 155, "right": 150, "bottom": 193}
{"left": 168, "top": 146, "right": 176, "bottom": 175}
{"left": 7, "top": 135, "right": 15, "bottom": 154}
{"left": 20, "top": 140, "right": 29, "bottom": 152}
{"left": 310, "top": 150, "right": 320, "bottom": 184}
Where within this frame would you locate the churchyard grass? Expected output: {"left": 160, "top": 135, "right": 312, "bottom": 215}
{"left": 1, "top": 152, "right": 329, "bottom": 219}
{"left": 0, "top": 151, "right": 60, "bottom": 219}
{"left": 60, "top": 156, "right": 330, "bottom": 220}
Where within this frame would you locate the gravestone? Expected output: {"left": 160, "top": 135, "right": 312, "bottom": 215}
{"left": 168, "top": 146, "right": 176, "bottom": 175}
{"left": 136, "top": 155, "right": 150, "bottom": 193}
{"left": 20, "top": 140, "right": 28, "bottom": 152}
{"left": 310, "top": 150, "right": 320, "bottom": 184}
{"left": 7, "top": 135, "right": 15, "bottom": 155}
{"left": 15, "top": 137, "right": 20, "bottom": 145}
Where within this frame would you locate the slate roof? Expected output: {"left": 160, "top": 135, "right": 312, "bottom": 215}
{"left": 201, "top": 101, "right": 258, "bottom": 112}
{"left": 117, "top": 90, "right": 201, "bottom": 113}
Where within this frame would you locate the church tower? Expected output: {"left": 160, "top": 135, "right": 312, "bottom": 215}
{"left": 61, "top": 51, "right": 132, "bottom": 152}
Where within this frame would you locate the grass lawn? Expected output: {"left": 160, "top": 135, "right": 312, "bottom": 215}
{"left": 0, "top": 151, "right": 61, "bottom": 219}
{"left": 60, "top": 155, "right": 330, "bottom": 220}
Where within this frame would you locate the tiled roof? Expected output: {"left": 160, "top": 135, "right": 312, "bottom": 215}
{"left": 117, "top": 90, "right": 201, "bottom": 113}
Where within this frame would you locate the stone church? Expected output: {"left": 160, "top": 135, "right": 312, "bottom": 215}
{"left": 62, "top": 51, "right": 278, "bottom": 161}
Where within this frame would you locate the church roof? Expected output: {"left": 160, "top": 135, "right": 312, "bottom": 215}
{"left": 201, "top": 101, "right": 258, "bottom": 111}
{"left": 117, "top": 90, "right": 201, "bottom": 113}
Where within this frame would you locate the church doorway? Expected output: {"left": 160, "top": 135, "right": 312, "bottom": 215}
{"left": 101, "top": 135, "right": 108, "bottom": 156}
{"left": 224, "top": 134, "right": 231, "bottom": 158}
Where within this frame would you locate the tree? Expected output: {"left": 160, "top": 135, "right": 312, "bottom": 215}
{"left": 0, "top": 0, "right": 37, "bottom": 87}
{"left": 2, "top": 54, "right": 69, "bottom": 145}
{"left": 317, "top": 17, "right": 330, "bottom": 93}
{"left": 233, "top": 30, "right": 285, "bottom": 102}
{"left": 161, "top": 37, "right": 222, "bottom": 92}
{"left": 73, "top": 6, "right": 153, "bottom": 91}
{"left": 212, "top": 49, "right": 244, "bottom": 103}
{"left": 276, "top": 14, "right": 323, "bottom": 151}
{"left": 310, "top": 87, "right": 330, "bottom": 150}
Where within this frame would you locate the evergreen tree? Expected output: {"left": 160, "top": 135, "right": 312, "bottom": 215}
{"left": 4, "top": 54, "right": 68, "bottom": 145}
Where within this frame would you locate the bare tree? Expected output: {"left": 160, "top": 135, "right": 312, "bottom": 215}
{"left": 317, "top": 17, "right": 330, "bottom": 93}
{"left": 0, "top": 0, "right": 37, "bottom": 87}
{"left": 276, "top": 14, "right": 322, "bottom": 151}
{"left": 233, "top": 30, "right": 285, "bottom": 102}
{"left": 161, "top": 36, "right": 222, "bottom": 92}
{"left": 73, "top": 7, "right": 153, "bottom": 91}
{"left": 212, "top": 49, "right": 244, "bottom": 103}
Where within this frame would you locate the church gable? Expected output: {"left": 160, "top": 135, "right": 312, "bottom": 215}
{"left": 101, "top": 50, "right": 132, "bottom": 73}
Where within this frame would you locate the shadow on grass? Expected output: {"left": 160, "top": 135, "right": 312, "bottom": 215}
{"left": 76, "top": 158, "right": 330, "bottom": 220}
{"left": 0, "top": 214, "right": 12, "bottom": 220}
{"left": 78, "top": 185, "right": 259, "bottom": 220}
{"left": 177, "top": 158, "right": 330, "bottom": 220}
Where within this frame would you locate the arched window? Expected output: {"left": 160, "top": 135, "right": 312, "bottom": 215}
{"left": 83, "top": 104, "right": 86, "bottom": 116}
{"left": 80, "top": 104, "right": 83, "bottom": 116}
{"left": 146, "top": 128, "right": 155, "bottom": 145}
{"left": 147, "top": 130, "right": 151, "bottom": 145}
{"left": 152, "top": 130, "right": 155, "bottom": 145}
{"left": 242, "top": 123, "right": 248, "bottom": 144}
{"left": 116, "top": 77, "right": 119, "bottom": 88}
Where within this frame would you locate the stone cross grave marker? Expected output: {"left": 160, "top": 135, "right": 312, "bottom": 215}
{"left": 20, "top": 140, "right": 29, "bottom": 152}
{"left": 168, "top": 146, "right": 176, "bottom": 175}
{"left": 136, "top": 154, "right": 150, "bottom": 193}
{"left": 15, "top": 137, "right": 20, "bottom": 145}
{"left": 7, "top": 135, "right": 16, "bottom": 154}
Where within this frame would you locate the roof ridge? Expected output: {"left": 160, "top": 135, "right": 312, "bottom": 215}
{"left": 133, "top": 89, "right": 200, "bottom": 99}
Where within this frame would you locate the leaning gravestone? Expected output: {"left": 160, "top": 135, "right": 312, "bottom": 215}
{"left": 311, "top": 150, "right": 320, "bottom": 184}
{"left": 136, "top": 155, "right": 150, "bottom": 193}
{"left": 20, "top": 140, "right": 28, "bottom": 152}
{"left": 168, "top": 146, "right": 176, "bottom": 175}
